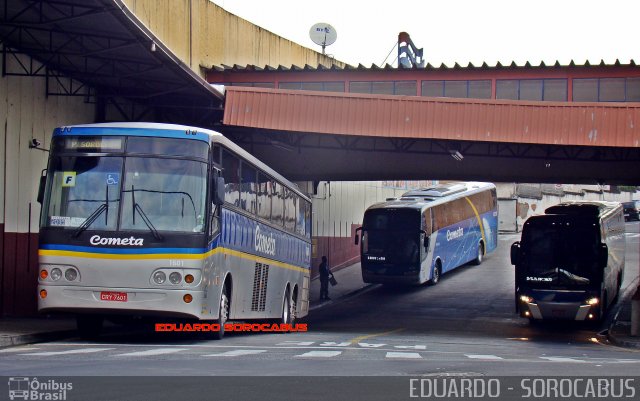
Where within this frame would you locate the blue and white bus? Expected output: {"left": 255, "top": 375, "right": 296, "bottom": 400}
{"left": 37, "top": 123, "right": 311, "bottom": 338}
{"left": 355, "top": 182, "right": 498, "bottom": 285}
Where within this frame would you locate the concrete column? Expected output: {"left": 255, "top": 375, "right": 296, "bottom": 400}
{"left": 632, "top": 286, "right": 640, "bottom": 337}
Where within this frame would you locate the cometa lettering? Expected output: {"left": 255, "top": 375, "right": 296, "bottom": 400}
{"left": 255, "top": 226, "right": 276, "bottom": 256}
{"left": 446, "top": 227, "right": 464, "bottom": 241}
{"left": 90, "top": 235, "right": 144, "bottom": 246}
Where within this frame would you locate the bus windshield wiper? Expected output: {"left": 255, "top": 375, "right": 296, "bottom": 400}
{"left": 72, "top": 203, "right": 107, "bottom": 238}
{"left": 129, "top": 186, "right": 162, "bottom": 241}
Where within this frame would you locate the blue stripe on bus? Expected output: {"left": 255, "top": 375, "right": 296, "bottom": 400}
{"left": 53, "top": 127, "right": 210, "bottom": 142}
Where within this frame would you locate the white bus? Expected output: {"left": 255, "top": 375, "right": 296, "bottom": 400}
{"left": 355, "top": 182, "right": 498, "bottom": 285}
{"left": 37, "top": 123, "right": 311, "bottom": 338}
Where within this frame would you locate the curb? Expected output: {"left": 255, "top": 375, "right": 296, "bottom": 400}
{"left": 607, "top": 324, "right": 640, "bottom": 349}
{"left": 309, "top": 284, "right": 376, "bottom": 312}
{"left": 0, "top": 329, "right": 77, "bottom": 349}
{"left": 606, "top": 278, "right": 640, "bottom": 349}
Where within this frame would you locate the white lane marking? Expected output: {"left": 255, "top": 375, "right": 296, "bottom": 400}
{"left": 115, "top": 348, "right": 187, "bottom": 357}
{"left": 385, "top": 352, "right": 422, "bottom": 359}
{"left": 540, "top": 356, "right": 586, "bottom": 363}
{"left": 21, "top": 347, "right": 113, "bottom": 356}
{"left": 465, "top": 354, "right": 503, "bottom": 360}
{"left": 0, "top": 347, "right": 40, "bottom": 353}
{"left": 276, "top": 341, "right": 315, "bottom": 346}
{"left": 202, "top": 350, "right": 268, "bottom": 357}
{"left": 295, "top": 351, "right": 342, "bottom": 358}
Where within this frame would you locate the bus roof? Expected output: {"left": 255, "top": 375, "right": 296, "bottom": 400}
{"left": 52, "top": 122, "right": 310, "bottom": 202}
{"left": 366, "top": 182, "right": 495, "bottom": 212}
{"left": 544, "top": 201, "right": 622, "bottom": 219}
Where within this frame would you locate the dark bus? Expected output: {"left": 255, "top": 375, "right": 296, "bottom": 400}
{"left": 510, "top": 201, "right": 625, "bottom": 322}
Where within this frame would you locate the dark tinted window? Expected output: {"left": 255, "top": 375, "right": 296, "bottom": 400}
{"left": 221, "top": 149, "right": 240, "bottom": 207}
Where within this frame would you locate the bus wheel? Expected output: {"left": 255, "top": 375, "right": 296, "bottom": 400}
{"left": 77, "top": 315, "right": 103, "bottom": 339}
{"left": 280, "top": 288, "right": 296, "bottom": 326}
{"left": 472, "top": 243, "right": 484, "bottom": 265}
{"left": 430, "top": 264, "right": 441, "bottom": 285}
{"left": 213, "top": 286, "right": 229, "bottom": 340}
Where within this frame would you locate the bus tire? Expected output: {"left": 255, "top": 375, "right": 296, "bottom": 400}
{"left": 77, "top": 315, "right": 103, "bottom": 339}
{"left": 280, "top": 287, "right": 296, "bottom": 326}
{"left": 213, "top": 286, "right": 230, "bottom": 340}
{"left": 472, "top": 242, "right": 484, "bottom": 265}
{"left": 430, "top": 263, "right": 442, "bottom": 285}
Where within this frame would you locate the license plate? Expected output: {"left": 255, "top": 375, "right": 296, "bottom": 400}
{"left": 552, "top": 309, "right": 565, "bottom": 317}
{"left": 100, "top": 291, "right": 128, "bottom": 302}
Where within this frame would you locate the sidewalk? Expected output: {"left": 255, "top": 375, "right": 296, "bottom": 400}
{"left": 0, "top": 316, "right": 76, "bottom": 349}
{"left": 607, "top": 284, "right": 640, "bottom": 349}
{"left": 308, "top": 262, "right": 371, "bottom": 311}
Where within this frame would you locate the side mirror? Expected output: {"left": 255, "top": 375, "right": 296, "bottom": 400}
{"left": 37, "top": 170, "right": 47, "bottom": 204}
{"left": 354, "top": 227, "right": 362, "bottom": 245}
{"left": 510, "top": 241, "right": 521, "bottom": 265}
{"left": 599, "top": 244, "right": 608, "bottom": 268}
{"left": 213, "top": 176, "right": 225, "bottom": 206}
{"left": 421, "top": 230, "right": 430, "bottom": 250}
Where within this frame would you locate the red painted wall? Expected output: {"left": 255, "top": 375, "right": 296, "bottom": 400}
{"left": 0, "top": 225, "right": 39, "bottom": 316}
{"left": 311, "top": 224, "right": 361, "bottom": 278}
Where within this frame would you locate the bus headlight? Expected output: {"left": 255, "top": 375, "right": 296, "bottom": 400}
{"left": 169, "top": 272, "right": 182, "bottom": 285}
{"left": 586, "top": 297, "right": 599, "bottom": 306}
{"left": 50, "top": 268, "right": 62, "bottom": 281}
{"left": 152, "top": 271, "right": 166, "bottom": 284}
{"left": 64, "top": 268, "right": 79, "bottom": 282}
{"left": 519, "top": 295, "right": 534, "bottom": 303}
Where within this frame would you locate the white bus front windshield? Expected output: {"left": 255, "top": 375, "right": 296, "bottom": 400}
{"left": 43, "top": 155, "right": 207, "bottom": 233}
{"left": 363, "top": 209, "right": 420, "bottom": 264}
{"left": 521, "top": 223, "right": 600, "bottom": 288}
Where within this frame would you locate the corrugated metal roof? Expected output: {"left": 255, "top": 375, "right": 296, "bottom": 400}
{"left": 209, "top": 59, "right": 639, "bottom": 73}
{"left": 223, "top": 87, "right": 640, "bottom": 148}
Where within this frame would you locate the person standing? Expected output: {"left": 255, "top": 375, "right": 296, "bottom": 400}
{"left": 319, "top": 256, "right": 331, "bottom": 301}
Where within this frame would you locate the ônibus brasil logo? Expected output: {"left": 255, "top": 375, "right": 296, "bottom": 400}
{"left": 8, "top": 377, "right": 73, "bottom": 400}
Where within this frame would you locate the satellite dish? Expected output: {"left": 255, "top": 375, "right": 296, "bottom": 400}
{"left": 309, "top": 23, "right": 337, "bottom": 54}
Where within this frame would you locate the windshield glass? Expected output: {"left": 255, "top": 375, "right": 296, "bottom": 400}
{"left": 43, "top": 155, "right": 207, "bottom": 233}
{"left": 43, "top": 156, "right": 122, "bottom": 230}
{"left": 120, "top": 157, "right": 207, "bottom": 233}
{"left": 520, "top": 222, "right": 600, "bottom": 288}
{"left": 363, "top": 209, "right": 420, "bottom": 264}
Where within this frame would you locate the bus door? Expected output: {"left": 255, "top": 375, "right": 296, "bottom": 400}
{"left": 419, "top": 208, "right": 434, "bottom": 281}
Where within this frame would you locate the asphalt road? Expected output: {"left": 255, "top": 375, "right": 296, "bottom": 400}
{"left": 0, "top": 223, "right": 638, "bottom": 380}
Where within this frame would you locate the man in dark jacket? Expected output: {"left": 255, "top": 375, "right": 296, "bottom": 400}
{"left": 319, "top": 256, "right": 331, "bottom": 301}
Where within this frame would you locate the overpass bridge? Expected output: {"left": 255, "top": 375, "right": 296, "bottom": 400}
{"left": 221, "top": 87, "right": 640, "bottom": 184}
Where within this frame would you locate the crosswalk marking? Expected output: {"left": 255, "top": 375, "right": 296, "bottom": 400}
{"left": 385, "top": 352, "right": 422, "bottom": 359}
{"left": 540, "top": 356, "right": 585, "bottom": 363}
{"left": 202, "top": 350, "right": 267, "bottom": 357}
{"left": 115, "top": 348, "right": 187, "bottom": 357}
{"left": 21, "top": 348, "right": 113, "bottom": 356}
{"left": 465, "top": 354, "right": 503, "bottom": 360}
{"left": 295, "top": 351, "right": 342, "bottom": 358}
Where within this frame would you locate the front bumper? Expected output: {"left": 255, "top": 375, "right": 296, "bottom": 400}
{"left": 38, "top": 284, "right": 205, "bottom": 319}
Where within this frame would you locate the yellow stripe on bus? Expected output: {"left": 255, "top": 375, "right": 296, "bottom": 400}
{"left": 464, "top": 196, "right": 486, "bottom": 249}
{"left": 39, "top": 247, "right": 308, "bottom": 273}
